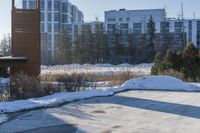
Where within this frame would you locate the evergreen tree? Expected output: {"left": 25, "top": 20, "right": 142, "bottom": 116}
{"left": 181, "top": 43, "right": 199, "bottom": 80}
{"left": 93, "top": 22, "right": 106, "bottom": 63}
{"left": 112, "top": 25, "right": 125, "bottom": 64}
{"left": 127, "top": 33, "right": 136, "bottom": 64}
{"left": 160, "top": 20, "right": 172, "bottom": 56}
{"left": 163, "top": 49, "right": 180, "bottom": 70}
{"left": 147, "top": 15, "right": 156, "bottom": 62}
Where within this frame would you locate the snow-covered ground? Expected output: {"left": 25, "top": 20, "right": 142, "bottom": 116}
{"left": 0, "top": 78, "right": 10, "bottom": 87}
{"left": 0, "top": 76, "right": 199, "bottom": 114}
{"left": 41, "top": 63, "right": 153, "bottom": 76}
{"left": 0, "top": 114, "right": 8, "bottom": 124}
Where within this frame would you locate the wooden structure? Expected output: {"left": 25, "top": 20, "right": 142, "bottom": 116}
{"left": 10, "top": 0, "right": 41, "bottom": 76}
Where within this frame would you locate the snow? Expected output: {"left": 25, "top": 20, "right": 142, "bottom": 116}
{"left": 41, "top": 63, "right": 153, "bottom": 76}
{"left": 119, "top": 76, "right": 199, "bottom": 92}
{"left": 0, "top": 78, "right": 10, "bottom": 87}
{"left": 0, "top": 75, "right": 200, "bottom": 114}
{"left": 117, "top": 63, "right": 132, "bottom": 67}
{"left": 0, "top": 114, "right": 8, "bottom": 124}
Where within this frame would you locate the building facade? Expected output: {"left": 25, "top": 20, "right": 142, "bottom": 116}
{"left": 104, "top": 9, "right": 200, "bottom": 50}
{"left": 22, "top": 0, "right": 84, "bottom": 64}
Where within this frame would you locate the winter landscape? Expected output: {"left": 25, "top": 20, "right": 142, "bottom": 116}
{"left": 1, "top": 0, "right": 200, "bottom": 133}
{"left": 0, "top": 63, "right": 200, "bottom": 133}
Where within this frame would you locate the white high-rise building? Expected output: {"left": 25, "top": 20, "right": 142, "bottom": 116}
{"left": 105, "top": 8, "right": 200, "bottom": 49}
{"left": 22, "top": 0, "right": 84, "bottom": 61}
{"left": 105, "top": 9, "right": 166, "bottom": 33}
{"left": 167, "top": 18, "right": 200, "bottom": 48}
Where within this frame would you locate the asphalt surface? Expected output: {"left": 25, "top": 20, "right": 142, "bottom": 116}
{"left": 1, "top": 90, "right": 200, "bottom": 133}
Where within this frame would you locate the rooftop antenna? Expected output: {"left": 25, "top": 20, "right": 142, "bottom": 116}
{"left": 95, "top": 15, "right": 99, "bottom": 22}
{"left": 163, "top": 5, "right": 167, "bottom": 19}
{"left": 193, "top": 12, "right": 196, "bottom": 19}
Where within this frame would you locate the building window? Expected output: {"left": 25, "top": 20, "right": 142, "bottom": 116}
{"left": 62, "top": 14, "right": 68, "bottom": 23}
{"left": 41, "top": 0, "right": 44, "bottom": 11}
{"left": 41, "top": 23, "right": 45, "bottom": 32}
{"left": 120, "top": 23, "right": 129, "bottom": 29}
{"left": 160, "top": 21, "right": 169, "bottom": 32}
{"left": 54, "top": 34, "right": 59, "bottom": 43}
{"left": 54, "top": 23, "right": 60, "bottom": 33}
{"left": 119, "top": 18, "right": 123, "bottom": 22}
{"left": 107, "top": 24, "right": 116, "bottom": 30}
{"left": 54, "top": 1, "right": 61, "bottom": 11}
{"left": 174, "top": 22, "right": 183, "bottom": 33}
{"left": 48, "top": 0, "right": 52, "bottom": 11}
{"left": 54, "top": 12, "right": 60, "bottom": 22}
{"left": 48, "top": 13, "right": 51, "bottom": 21}
{"left": 188, "top": 21, "right": 192, "bottom": 42}
{"left": 62, "top": 3, "right": 68, "bottom": 13}
{"left": 196, "top": 21, "right": 200, "bottom": 47}
{"left": 48, "top": 23, "right": 52, "bottom": 32}
{"left": 29, "top": 1, "right": 36, "bottom": 9}
{"left": 133, "top": 23, "right": 142, "bottom": 33}
{"left": 48, "top": 34, "right": 52, "bottom": 49}
{"left": 126, "top": 17, "right": 130, "bottom": 22}
{"left": 22, "top": 1, "right": 26, "bottom": 9}
{"left": 41, "top": 12, "right": 45, "bottom": 22}
{"left": 107, "top": 18, "right": 116, "bottom": 22}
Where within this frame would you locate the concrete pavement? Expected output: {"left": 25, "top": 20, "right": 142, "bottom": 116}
{"left": 1, "top": 90, "right": 200, "bottom": 133}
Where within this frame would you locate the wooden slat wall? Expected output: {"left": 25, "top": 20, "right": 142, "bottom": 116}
{"left": 11, "top": 0, "right": 40, "bottom": 76}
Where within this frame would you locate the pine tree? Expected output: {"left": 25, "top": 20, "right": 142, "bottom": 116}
{"left": 93, "top": 22, "right": 106, "bottom": 63}
{"left": 147, "top": 15, "right": 156, "bottom": 62}
{"left": 163, "top": 49, "right": 180, "bottom": 71}
{"left": 160, "top": 20, "right": 172, "bottom": 56}
{"left": 127, "top": 33, "right": 136, "bottom": 64}
{"left": 112, "top": 25, "right": 125, "bottom": 64}
{"left": 182, "top": 43, "right": 199, "bottom": 80}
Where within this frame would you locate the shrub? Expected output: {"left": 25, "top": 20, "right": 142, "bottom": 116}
{"left": 181, "top": 43, "right": 200, "bottom": 81}
{"left": 57, "top": 73, "right": 83, "bottom": 92}
{"left": 152, "top": 43, "right": 200, "bottom": 81}
{"left": 10, "top": 73, "right": 41, "bottom": 100}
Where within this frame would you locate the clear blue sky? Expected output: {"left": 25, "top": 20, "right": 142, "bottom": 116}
{"left": 1, "top": 0, "right": 200, "bottom": 40}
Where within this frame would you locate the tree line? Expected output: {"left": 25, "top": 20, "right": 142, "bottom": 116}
{"left": 55, "top": 16, "right": 171, "bottom": 65}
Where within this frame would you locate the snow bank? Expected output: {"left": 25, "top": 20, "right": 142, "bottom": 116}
{"left": 117, "top": 63, "right": 132, "bottom": 67}
{"left": 0, "top": 114, "right": 8, "bottom": 124}
{"left": 0, "top": 76, "right": 199, "bottom": 114}
{"left": 41, "top": 63, "right": 153, "bottom": 76}
{"left": 120, "top": 76, "right": 199, "bottom": 92}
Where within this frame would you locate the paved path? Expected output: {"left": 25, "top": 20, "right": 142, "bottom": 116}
{"left": 1, "top": 90, "right": 200, "bottom": 133}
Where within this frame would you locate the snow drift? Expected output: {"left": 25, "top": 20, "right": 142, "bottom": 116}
{"left": 120, "top": 76, "right": 199, "bottom": 91}
{"left": 0, "top": 76, "right": 199, "bottom": 114}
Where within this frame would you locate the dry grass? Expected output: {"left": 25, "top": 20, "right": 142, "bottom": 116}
{"left": 10, "top": 73, "right": 41, "bottom": 100}
{"left": 0, "top": 68, "right": 144, "bottom": 101}
{"left": 41, "top": 72, "right": 140, "bottom": 87}
{"left": 0, "top": 87, "right": 10, "bottom": 102}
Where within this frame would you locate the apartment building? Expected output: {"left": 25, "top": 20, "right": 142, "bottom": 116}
{"left": 105, "top": 8, "right": 200, "bottom": 49}
{"left": 22, "top": 0, "right": 84, "bottom": 63}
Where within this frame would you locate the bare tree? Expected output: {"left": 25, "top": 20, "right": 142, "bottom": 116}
{"left": 0, "top": 34, "right": 11, "bottom": 56}
{"left": 55, "top": 32, "right": 72, "bottom": 64}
